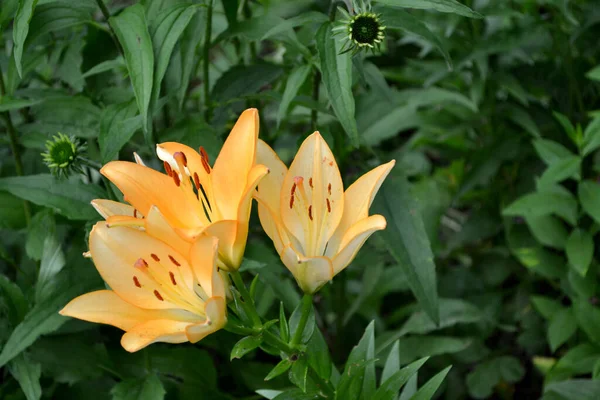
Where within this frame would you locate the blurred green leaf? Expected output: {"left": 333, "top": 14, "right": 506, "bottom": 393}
{"left": 525, "top": 215, "right": 568, "bottom": 249}
{"left": 12, "top": 0, "right": 38, "bottom": 77}
{"left": 99, "top": 100, "right": 141, "bottom": 163}
{"left": 149, "top": 3, "right": 200, "bottom": 109}
{"left": 8, "top": 353, "right": 41, "bottom": 400}
{"left": 545, "top": 379, "right": 600, "bottom": 400}
{"left": 587, "top": 66, "right": 600, "bottom": 82}
{"left": 307, "top": 329, "right": 332, "bottom": 382}
{"left": 316, "top": 22, "right": 358, "bottom": 146}
{"left": 0, "top": 275, "right": 28, "bottom": 325}
{"left": 0, "top": 97, "right": 41, "bottom": 112}
{"left": 0, "top": 175, "right": 105, "bottom": 221}
{"left": 36, "top": 234, "right": 66, "bottom": 302}
{"left": 548, "top": 308, "right": 577, "bottom": 352}
{"left": 380, "top": 340, "right": 400, "bottom": 386}
{"left": 373, "top": 174, "right": 439, "bottom": 324}
{"left": 109, "top": 4, "right": 154, "bottom": 136}
{"left": 0, "top": 274, "right": 97, "bottom": 368}
{"left": 378, "top": 7, "right": 451, "bottom": 68}
{"left": 579, "top": 181, "right": 600, "bottom": 224}
{"left": 538, "top": 156, "right": 581, "bottom": 188}
{"left": 278, "top": 64, "right": 311, "bottom": 127}
{"left": 466, "top": 357, "right": 524, "bottom": 399}
{"left": 26, "top": 210, "right": 56, "bottom": 261}
{"left": 81, "top": 56, "right": 126, "bottom": 79}
{"left": 566, "top": 229, "right": 594, "bottom": 276}
{"left": 211, "top": 64, "right": 283, "bottom": 105}
{"left": 374, "top": 0, "right": 482, "bottom": 18}
{"left": 582, "top": 117, "right": 600, "bottom": 156}
{"left": 176, "top": 8, "right": 206, "bottom": 109}
{"left": 574, "top": 301, "right": 600, "bottom": 345}
{"left": 111, "top": 373, "right": 166, "bottom": 400}
{"left": 265, "top": 359, "right": 293, "bottom": 381}
{"left": 503, "top": 189, "right": 578, "bottom": 225}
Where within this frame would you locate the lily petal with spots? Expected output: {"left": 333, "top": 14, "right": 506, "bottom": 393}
{"left": 255, "top": 132, "right": 395, "bottom": 293}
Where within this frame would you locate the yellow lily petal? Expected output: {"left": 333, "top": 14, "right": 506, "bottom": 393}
{"left": 202, "top": 219, "right": 241, "bottom": 271}
{"left": 89, "top": 222, "right": 201, "bottom": 311}
{"left": 145, "top": 206, "right": 192, "bottom": 263}
{"left": 256, "top": 140, "right": 289, "bottom": 251}
{"left": 91, "top": 199, "right": 141, "bottom": 219}
{"left": 281, "top": 244, "right": 334, "bottom": 294}
{"left": 281, "top": 132, "right": 344, "bottom": 257}
{"left": 185, "top": 296, "right": 227, "bottom": 343}
{"left": 189, "top": 235, "right": 224, "bottom": 299}
{"left": 59, "top": 290, "right": 167, "bottom": 330}
{"left": 121, "top": 319, "right": 192, "bottom": 352}
{"left": 101, "top": 161, "right": 204, "bottom": 231}
{"left": 332, "top": 215, "right": 387, "bottom": 275}
{"left": 326, "top": 160, "right": 395, "bottom": 257}
{"left": 156, "top": 142, "right": 219, "bottom": 219}
{"left": 212, "top": 108, "right": 259, "bottom": 219}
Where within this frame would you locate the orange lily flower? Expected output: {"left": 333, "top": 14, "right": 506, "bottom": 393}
{"left": 95, "top": 108, "right": 268, "bottom": 270}
{"left": 255, "top": 132, "right": 395, "bottom": 294}
{"left": 60, "top": 222, "right": 226, "bottom": 352}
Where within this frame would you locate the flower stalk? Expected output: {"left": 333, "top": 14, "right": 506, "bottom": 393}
{"left": 290, "top": 294, "right": 313, "bottom": 347}
{"left": 203, "top": 0, "right": 214, "bottom": 121}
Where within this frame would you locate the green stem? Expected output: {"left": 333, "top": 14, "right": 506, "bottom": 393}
{"left": 311, "top": 69, "right": 321, "bottom": 131}
{"left": 230, "top": 269, "right": 262, "bottom": 328}
{"left": 290, "top": 294, "right": 313, "bottom": 347}
{"left": 94, "top": 0, "right": 123, "bottom": 56}
{"left": 203, "top": 0, "right": 213, "bottom": 121}
{"left": 263, "top": 329, "right": 295, "bottom": 354}
{"left": 0, "top": 64, "right": 31, "bottom": 225}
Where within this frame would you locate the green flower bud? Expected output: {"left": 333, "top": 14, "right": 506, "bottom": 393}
{"left": 333, "top": 0, "right": 386, "bottom": 54}
{"left": 41, "top": 133, "right": 86, "bottom": 178}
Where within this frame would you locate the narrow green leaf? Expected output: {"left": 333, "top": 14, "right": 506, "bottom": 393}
{"left": 265, "top": 358, "right": 293, "bottom": 381}
{"left": 279, "top": 302, "right": 290, "bottom": 343}
{"left": 374, "top": 0, "right": 482, "bottom": 18}
{"left": 467, "top": 357, "right": 524, "bottom": 399}
{"left": 230, "top": 335, "right": 263, "bottom": 360}
{"left": 289, "top": 355, "right": 308, "bottom": 392}
{"left": 176, "top": 8, "right": 205, "bottom": 109}
{"left": 12, "top": 0, "right": 39, "bottom": 77}
{"left": 506, "top": 106, "right": 540, "bottom": 137}
{"left": 548, "top": 308, "right": 577, "bottom": 352}
{"left": 0, "top": 175, "right": 105, "bottom": 221}
{"left": 262, "top": 11, "right": 328, "bottom": 40}
{"left": 289, "top": 300, "right": 315, "bottom": 344}
{"left": 277, "top": 64, "right": 311, "bottom": 127}
{"left": 81, "top": 56, "right": 125, "bottom": 79}
{"left": 26, "top": 2, "right": 93, "bottom": 45}
{"left": 99, "top": 100, "right": 141, "bottom": 163}
{"left": 109, "top": 4, "right": 154, "bottom": 135}
{"left": 412, "top": 365, "right": 452, "bottom": 400}
{"left": 150, "top": 4, "right": 200, "bottom": 110}
{"left": 211, "top": 64, "right": 283, "bottom": 104}
{"left": 316, "top": 22, "right": 358, "bottom": 146}
{"left": 307, "top": 329, "right": 332, "bottom": 382}
{"left": 579, "top": 181, "right": 600, "bottom": 224}
{"left": 566, "top": 228, "right": 594, "bottom": 276}
{"left": 374, "top": 357, "right": 428, "bottom": 400}
{"left": 111, "top": 373, "right": 166, "bottom": 400}
{"left": 0, "top": 97, "right": 41, "bottom": 112}
{"left": 372, "top": 174, "right": 439, "bottom": 324}
{"left": 36, "top": 235, "right": 66, "bottom": 303}
{"left": 337, "top": 321, "right": 375, "bottom": 400}
{"left": 399, "top": 374, "right": 418, "bottom": 400}
{"left": 378, "top": 7, "right": 451, "bottom": 68}
{"left": 380, "top": 340, "right": 400, "bottom": 386}
{"left": 8, "top": 354, "right": 41, "bottom": 400}
{"left": 554, "top": 111, "right": 579, "bottom": 146}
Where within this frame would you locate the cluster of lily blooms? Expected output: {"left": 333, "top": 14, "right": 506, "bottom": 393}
{"left": 60, "top": 109, "right": 395, "bottom": 352}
